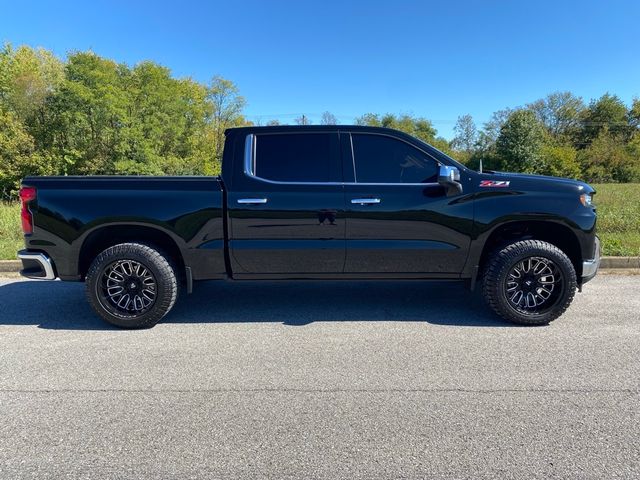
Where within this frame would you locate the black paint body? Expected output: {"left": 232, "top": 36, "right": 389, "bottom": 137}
{"left": 20, "top": 125, "right": 598, "bottom": 286}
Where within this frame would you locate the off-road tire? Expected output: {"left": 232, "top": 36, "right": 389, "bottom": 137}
{"left": 85, "top": 243, "right": 178, "bottom": 328}
{"left": 482, "top": 240, "right": 577, "bottom": 326}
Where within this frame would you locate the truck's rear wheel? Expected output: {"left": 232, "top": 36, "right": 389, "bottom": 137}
{"left": 85, "top": 243, "right": 178, "bottom": 328}
{"left": 482, "top": 240, "right": 576, "bottom": 326}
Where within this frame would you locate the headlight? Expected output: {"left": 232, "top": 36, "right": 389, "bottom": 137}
{"left": 580, "top": 193, "right": 593, "bottom": 206}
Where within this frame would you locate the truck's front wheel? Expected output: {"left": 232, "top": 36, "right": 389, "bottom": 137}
{"left": 482, "top": 240, "right": 577, "bottom": 326}
{"left": 85, "top": 243, "right": 178, "bottom": 328}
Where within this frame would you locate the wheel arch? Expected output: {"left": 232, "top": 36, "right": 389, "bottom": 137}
{"left": 77, "top": 223, "right": 186, "bottom": 281}
{"left": 477, "top": 220, "right": 583, "bottom": 279}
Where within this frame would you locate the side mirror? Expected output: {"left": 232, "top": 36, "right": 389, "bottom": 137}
{"left": 438, "top": 165, "right": 463, "bottom": 196}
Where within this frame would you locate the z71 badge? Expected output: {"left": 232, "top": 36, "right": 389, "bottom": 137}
{"left": 479, "top": 180, "right": 510, "bottom": 187}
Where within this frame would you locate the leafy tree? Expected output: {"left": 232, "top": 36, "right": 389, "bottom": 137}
{"left": 0, "top": 44, "right": 64, "bottom": 124}
{"left": 477, "top": 108, "right": 513, "bottom": 151}
{"left": 47, "top": 51, "right": 129, "bottom": 174}
{"left": 580, "top": 93, "right": 629, "bottom": 145}
{"left": 355, "top": 113, "right": 381, "bottom": 127}
{"left": 320, "top": 111, "right": 337, "bottom": 125}
{"left": 527, "top": 91, "right": 585, "bottom": 137}
{"left": 0, "top": 108, "right": 34, "bottom": 196}
{"left": 495, "top": 110, "right": 547, "bottom": 173}
{"left": 355, "top": 113, "right": 436, "bottom": 144}
{"left": 0, "top": 109, "right": 63, "bottom": 196}
{"left": 430, "top": 137, "right": 455, "bottom": 157}
{"left": 628, "top": 98, "right": 640, "bottom": 131}
{"left": 207, "top": 76, "right": 246, "bottom": 170}
{"left": 451, "top": 114, "right": 478, "bottom": 153}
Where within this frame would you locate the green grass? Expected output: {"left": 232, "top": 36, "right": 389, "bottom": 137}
{"left": 0, "top": 183, "right": 639, "bottom": 259}
{"left": 593, "top": 183, "right": 640, "bottom": 256}
{"left": 0, "top": 202, "right": 23, "bottom": 260}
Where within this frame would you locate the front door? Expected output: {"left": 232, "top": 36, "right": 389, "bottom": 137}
{"left": 342, "top": 132, "right": 473, "bottom": 274}
{"left": 228, "top": 131, "right": 345, "bottom": 276}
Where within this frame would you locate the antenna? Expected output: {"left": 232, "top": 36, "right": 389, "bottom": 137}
{"left": 479, "top": 158, "right": 483, "bottom": 173}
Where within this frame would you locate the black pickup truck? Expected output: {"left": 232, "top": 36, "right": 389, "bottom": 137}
{"left": 17, "top": 125, "right": 600, "bottom": 328}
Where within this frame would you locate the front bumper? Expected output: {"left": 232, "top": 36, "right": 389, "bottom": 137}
{"left": 17, "top": 250, "right": 57, "bottom": 280}
{"left": 581, "top": 236, "right": 600, "bottom": 284}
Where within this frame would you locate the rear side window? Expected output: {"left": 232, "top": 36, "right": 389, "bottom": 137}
{"left": 352, "top": 134, "right": 439, "bottom": 184}
{"left": 255, "top": 133, "right": 337, "bottom": 182}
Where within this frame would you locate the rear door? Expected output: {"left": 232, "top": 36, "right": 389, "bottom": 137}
{"left": 343, "top": 132, "right": 473, "bottom": 274}
{"left": 227, "top": 131, "right": 346, "bottom": 276}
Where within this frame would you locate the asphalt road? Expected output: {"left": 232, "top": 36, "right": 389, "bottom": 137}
{"left": 0, "top": 275, "right": 638, "bottom": 479}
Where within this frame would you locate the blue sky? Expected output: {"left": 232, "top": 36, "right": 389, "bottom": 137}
{"left": 2, "top": 0, "right": 639, "bottom": 138}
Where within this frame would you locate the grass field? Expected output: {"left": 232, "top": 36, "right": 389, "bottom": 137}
{"left": 1, "top": 183, "right": 639, "bottom": 260}
{"left": 0, "top": 202, "right": 22, "bottom": 261}
{"left": 593, "top": 183, "right": 640, "bottom": 256}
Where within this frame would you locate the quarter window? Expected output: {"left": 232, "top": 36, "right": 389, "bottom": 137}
{"left": 254, "top": 133, "right": 336, "bottom": 182}
{"left": 352, "top": 134, "right": 439, "bottom": 184}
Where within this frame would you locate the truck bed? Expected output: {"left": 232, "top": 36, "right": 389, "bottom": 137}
{"left": 22, "top": 176, "right": 227, "bottom": 281}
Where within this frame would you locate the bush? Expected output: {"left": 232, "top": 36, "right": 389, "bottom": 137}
{"left": 0, "top": 109, "right": 34, "bottom": 198}
{"left": 578, "top": 130, "right": 640, "bottom": 183}
{"left": 540, "top": 143, "right": 582, "bottom": 179}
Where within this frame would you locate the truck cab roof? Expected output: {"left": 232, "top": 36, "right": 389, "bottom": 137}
{"left": 226, "top": 124, "right": 414, "bottom": 135}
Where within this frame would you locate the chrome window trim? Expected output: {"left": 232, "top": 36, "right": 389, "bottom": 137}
{"left": 350, "top": 182, "right": 441, "bottom": 187}
{"left": 243, "top": 131, "right": 443, "bottom": 187}
{"left": 237, "top": 198, "right": 268, "bottom": 204}
{"left": 244, "top": 133, "right": 256, "bottom": 176}
{"left": 349, "top": 133, "right": 357, "bottom": 182}
{"left": 245, "top": 176, "right": 344, "bottom": 186}
{"left": 351, "top": 198, "right": 381, "bottom": 205}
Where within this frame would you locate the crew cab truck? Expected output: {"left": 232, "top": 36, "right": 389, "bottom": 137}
{"left": 17, "top": 125, "right": 600, "bottom": 328}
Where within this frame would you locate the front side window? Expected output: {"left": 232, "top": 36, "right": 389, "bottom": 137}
{"left": 352, "top": 134, "right": 439, "bottom": 184}
{"left": 254, "top": 133, "right": 335, "bottom": 182}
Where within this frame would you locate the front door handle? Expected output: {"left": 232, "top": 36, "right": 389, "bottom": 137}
{"left": 351, "top": 198, "right": 381, "bottom": 205}
{"left": 237, "top": 198, "right": 268, "bottom": 205}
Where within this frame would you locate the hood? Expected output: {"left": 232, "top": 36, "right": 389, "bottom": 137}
{"left": 481, "top": 170, "right": 595, "bottom": 194}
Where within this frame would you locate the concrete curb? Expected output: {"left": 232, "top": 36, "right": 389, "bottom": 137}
{"left": 1, "top": 257, "right": 639, "bottom": 273}
{"left": 599, "top": 256, "right": 640, "bottom": 269}
{"left": 0, "top": 260, "right": 20, "bottom": 272}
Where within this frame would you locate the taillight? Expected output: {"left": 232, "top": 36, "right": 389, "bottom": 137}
{"left": 19, "top": 186, "right": 37, "bottom": 235}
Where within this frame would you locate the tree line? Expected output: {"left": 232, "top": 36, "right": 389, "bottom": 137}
{"left": 1, "top": 44, "right": 639, "bottom": 199}
{"left": 0, "top": 44, "right": 246, "bottom": 198}
{"left": 352, "top": 93, "right": 640, "bottom": 183}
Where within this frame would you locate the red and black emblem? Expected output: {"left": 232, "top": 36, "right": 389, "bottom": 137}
{"left": 479, "top": 180, "right": 510, "bottom": 187}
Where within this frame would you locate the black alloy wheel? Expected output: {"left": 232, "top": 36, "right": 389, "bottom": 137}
{"left": 98, "top": 259, "right": 157, "bottom": 317}
{"left": 483, "top": 240, "right": 577, "bottom": 326}
{"left": 504, "top": 256, "right": 563, "bottom": 315}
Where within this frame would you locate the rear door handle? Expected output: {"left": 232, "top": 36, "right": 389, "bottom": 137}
{"left": 351, "top": 198, "right": 381, "bottom": 205}
{"left": 237, "top": 198, "right": 268, "bottom": 205}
